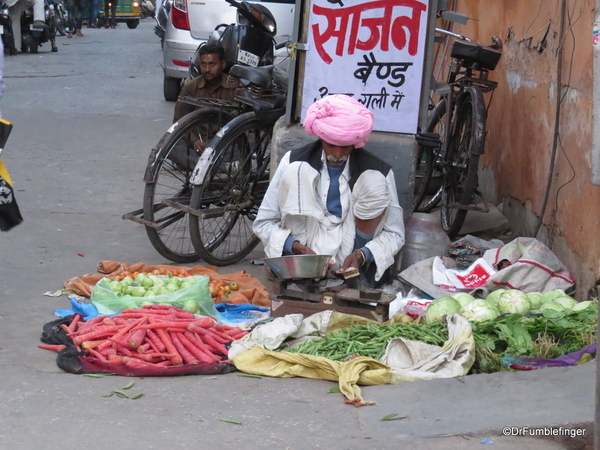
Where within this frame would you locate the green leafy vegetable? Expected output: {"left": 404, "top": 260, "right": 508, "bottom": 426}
{"left": 426, "top": 296, "right": 461, "bottom": 323}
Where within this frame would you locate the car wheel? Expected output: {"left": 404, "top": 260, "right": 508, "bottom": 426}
{"left": 164, "top": 76, "right": 182, "bottom": 102}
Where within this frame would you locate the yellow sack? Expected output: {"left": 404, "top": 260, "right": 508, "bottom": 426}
{"left": 232, "top": 347, "right": 392, "bottom": 406}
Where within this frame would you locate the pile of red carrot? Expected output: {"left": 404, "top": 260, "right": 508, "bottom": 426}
{"left": 38, "top": 305, "right": 249, "bottom": 369}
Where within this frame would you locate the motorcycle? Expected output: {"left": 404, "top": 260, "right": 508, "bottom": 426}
{"left": 0, "top": 0, "right": 16, "bottom": 55}
{"left": 20, "top": 0, "right": 58, "bottom": 53}
{"left": 188, "top": 0, "right": 278, "bottom": 80}
{"left": 50, "top": 0, "right": 68, "bottom": 36}
{"left": 139, "top": 0, "right": 155, "bottom": 19}
{"left": 153, "top": 0, "right": 170, "bottom": 47}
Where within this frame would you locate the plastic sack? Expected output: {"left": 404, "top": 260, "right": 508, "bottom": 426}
{"left": 482, "top": 237, "right": 575, "bottom": 293}
{"left": 432, "top": 256, "right": 496, "bottom": 291}
{"left": 90, "top": 275, "right": 217, "bottom": 317}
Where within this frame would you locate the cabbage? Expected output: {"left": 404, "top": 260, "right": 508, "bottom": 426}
{"left": 497, "top": 289, "right": 531, "bottom": 315}
{"left": 553, "top": 296, "right": 577, "bottom": 310}
{"left": 485, "top": 289, "right": 506, "bottom": 307}
{"left": 544, "top": 289, "right": 566, "bottom": 302}
{"left": 460, "top": 299, "right": 499, "bottom": 322}
{"left": 572, "top": 301, "right": 594, "bottom": 312}
{"left": 526, "top": 292, "right": 546, "bottom": 310}
{"left": 452, "top": 292, "right": 476, "bottom": 308}
{"left": 540, "top": 301, "right": 565, "bottom": 318}
{"left": 426, "top": 296, "right": 461, "bottom": 323}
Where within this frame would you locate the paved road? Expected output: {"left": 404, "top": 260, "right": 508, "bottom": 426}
{"left": 0, "top": 20, "right": 594, "bottom": 449}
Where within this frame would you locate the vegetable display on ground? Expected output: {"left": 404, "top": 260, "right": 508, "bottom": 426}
{"left": 41, "top": 305, "right": 249, "bottom": 369}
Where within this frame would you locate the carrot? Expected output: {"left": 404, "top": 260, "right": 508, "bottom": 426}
{"left": 74, "top": 316, "right": 105, "bottom": 334}
{"left": 73, "top": 326, "right": 120, "bottom": 346}
{"left": 107, "top": 355, "right": 124, "bottom": 365}
{"left": 145, "top": 329, "right": 166, "bottom": 352}
{"left": 207, "top": 327, "right": 233, "bottom": 343}
{"left": 127, "top": 329, "right": 147, "bottom": 349}
{"left": 184, "top": 332, "right": 221, "bottom": 362}
{"left": 112, "top": 342, "right": 134, "bottom": 357}
{"left": 152, "top": 319, "right": 183, "bottom": 365}
{"left": 38, "top": 344, "right": 67, "bottom": 352}
{"left": 177, "top": 332, "right": 214, "bottom": 364}
{"left": 189, "top": 326, "right": 229, "bottom": 356}
{"left": 98, "top": 317, "right": 146, "bottom": 351}
{"left": 137, "top": 343, "right": 151, "bottom": 354}
{"left": 99, "top": 347, "right": 117, "bottom": 357}
{"left": 81, "top": 339, "right": 110, "bottom": 349}
{"left": 68, "top": 314, "right": 83, "bottom": 333}
{"left": 170, "top": 332, "right": 199, "bottom": 365}
{"left": 136, "top": 321, "right": 192, "bottom": 330}
{"left": 87, "top": 349, "right": 108, "bottom": 362}
{"left": 194, "top": 317, "right": 215, "bottom": 329}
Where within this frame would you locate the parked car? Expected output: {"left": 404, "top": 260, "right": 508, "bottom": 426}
{"left": 162, "top": 0, "right": 295, "bottom": 101}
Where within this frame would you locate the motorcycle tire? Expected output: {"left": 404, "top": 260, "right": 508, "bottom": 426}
{"left": 29, "top": 37, "right": 39, "bottom": 54}
{"left": 54, "top": 16, "right": 66, "bottom": 36}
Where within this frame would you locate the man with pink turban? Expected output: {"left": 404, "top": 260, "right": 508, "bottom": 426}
{"left": 253, "top": 95, "right": 405, "bottom": 285}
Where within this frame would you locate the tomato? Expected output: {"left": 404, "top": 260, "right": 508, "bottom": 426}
{"left": 209, "top": 286, "right": 218, "bottom": 297}
{"left": 152, "top": 269, "right": 161, "bottom": 275}
{"left": 217, "top": 289, "right": 226, "bottom": 297}
{"left": 223, "top": 285, "right": 231, "bottom": 294}
{"left": 229, "top": 281, "right": 239, "bottom": 291}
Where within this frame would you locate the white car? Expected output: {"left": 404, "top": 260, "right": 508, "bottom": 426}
{"left": 162, "top": 0, "right": 295, "bottom": 101}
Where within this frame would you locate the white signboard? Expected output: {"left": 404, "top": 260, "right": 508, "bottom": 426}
{"left": 301, "top": 0, "right": 431, "bottom": 134}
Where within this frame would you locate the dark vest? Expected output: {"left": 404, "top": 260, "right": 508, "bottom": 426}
{"left": 288, "top": 141, "right": 391, "bottom": 190}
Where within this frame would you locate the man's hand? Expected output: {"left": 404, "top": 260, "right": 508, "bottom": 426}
{"left": 341, "top": 249, "right": 365, "bottom": 272}
{"left": 194, "top": 140, "right": 207, "bottom": 154}
{"left": 291, "top": 241, "right": 316, "bottom": 255}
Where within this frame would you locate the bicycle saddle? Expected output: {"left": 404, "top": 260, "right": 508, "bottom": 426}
{"left": 229, "top": 65, "right": 274, "bottom": 88}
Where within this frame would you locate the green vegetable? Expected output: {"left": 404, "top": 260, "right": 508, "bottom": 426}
{"left": 219, "top": 418, "right": 242, "bottom": 425}
{"left": 381, "top": 413, "right": 407, "bottom": 421}
{"left": 286, "top": 322, "right": 448, "bottom": 361}
{"left": 460, "top": 299, "right": 499, "bottom": 322}
{"left": 484, "top": 289, "right": 506, "bottom": 307}
{"left": 497, "top": 290, "right": 530, "bottom": 315}
{"left": 122, "top": 381, "right": 135, "bottom": 390}
{"left": 573, "top": 301, "right": 594, "bottom": 312}
{"left": 452, "top": 292, "right": 476, "bottom": 308}
{"left": 553, "top": 296, "right": 577, "bottom": 310}
{"left": 526, "top": 292, "right": 546, "bottom": 310}
{"left": 426, "top": 296, "right": 461, "bottom": 323}
{"left": 131, "top": 393, "right": 144, "bottom": 400}
{"left": 540, "top": 301, "right": 565, "bottom": 318}
{"left": 544, "top": 289, "right": 566, "bottom": 302}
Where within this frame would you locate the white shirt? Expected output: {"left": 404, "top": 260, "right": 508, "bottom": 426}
{"left": 253, "top": 149, "right": 405, "bottom": 281}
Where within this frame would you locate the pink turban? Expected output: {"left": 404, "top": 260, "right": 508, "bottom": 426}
{"left": 303, "top": 95, "right": 374, "bottom": 148}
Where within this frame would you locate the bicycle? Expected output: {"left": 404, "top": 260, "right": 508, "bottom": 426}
{"left": 187, "top": 63, "right": 287, "bottom": 266}
{"left": 413, "top": 28, "right": 502, "bottom": 238}
{"left": 123, "top": 99, "right": 239, "bottom": 263}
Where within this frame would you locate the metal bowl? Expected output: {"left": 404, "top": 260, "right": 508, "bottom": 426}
{"left": 263, "top": 254, "right": 333, "bottom": 280}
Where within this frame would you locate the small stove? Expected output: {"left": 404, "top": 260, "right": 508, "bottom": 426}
{"left": 270, "top": 277, "right": 393, "bottom": 322}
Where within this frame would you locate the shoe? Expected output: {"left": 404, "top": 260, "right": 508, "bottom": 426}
{"left": 51, "top": 46, "right": 58, "bottom": 52}
{"left": 75, "top": 30, "right": 85, "bottom": 37}
{"left": 32, "top": 20, "right": 49, "bottom": 29}
{"left": 67, "top": 32, "right": 73, "bottom": 38}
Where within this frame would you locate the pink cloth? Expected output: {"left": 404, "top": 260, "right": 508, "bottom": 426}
{"left": 303, "top": 95, "right": 374, "bottom": 148}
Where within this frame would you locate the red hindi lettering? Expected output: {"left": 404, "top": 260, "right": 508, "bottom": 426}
{"left": 311, "top": 0, "right": 427, "bottom": 64}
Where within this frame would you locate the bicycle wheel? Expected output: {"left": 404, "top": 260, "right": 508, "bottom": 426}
{"left": 440, "top": 88, "right": 486, "bottom": 238}
{"left": 189, "top": 112, "right": 273, "bottom": 266}
{"left": 143, "top": 108, "right": 234, "bottom": 263}
{"left": 413, "top": 99, "right": 447, "bottom": 213}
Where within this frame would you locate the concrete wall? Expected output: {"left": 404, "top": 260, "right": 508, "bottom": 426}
{"left": 445, "top": 0, "right": 599, "bottom": 299}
